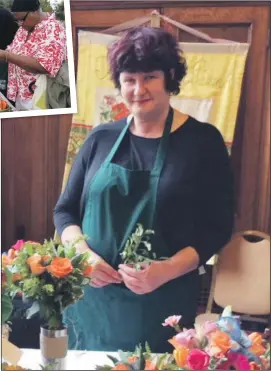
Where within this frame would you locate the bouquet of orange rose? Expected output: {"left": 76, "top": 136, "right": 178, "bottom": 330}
{"left": 2, "top": 237, "right": 93, "bottom": 330}
{"left": 96, "top": 307, "right": 270, "bottom": 370}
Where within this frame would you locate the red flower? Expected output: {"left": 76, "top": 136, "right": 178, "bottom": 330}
{"left": 11, "top": 240, "right": 25, "bottom": 251}
{"left": 111, "top": 103, "right": 130, "bottom": 121}
{"left": 187, "top": 349, "right": 210, "bottom": 370}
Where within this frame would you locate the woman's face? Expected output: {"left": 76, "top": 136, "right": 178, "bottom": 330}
{"left": 119, "top": 70, "right": 170, "bottom": 119}
{"left": 13, "top": 12, "right": 35, "bottom": 31}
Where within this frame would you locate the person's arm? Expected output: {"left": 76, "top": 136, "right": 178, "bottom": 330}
{"left": 119, "top": 124, "right": 235, "bottom": 294}
{"left": 54, "top": 132, "right": 122, "bottom": 286}
{"left": 2, "top": 51, "right": 47, "bottom": 74}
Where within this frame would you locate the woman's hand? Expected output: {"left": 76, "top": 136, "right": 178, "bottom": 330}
{"left": 0, "top": 50, "right": 7, "bottom": 62}
{"left": 118, "top": 261, "right": 172, "bottom": 295}
{"left": 90, "top": 258, "right": 123, "bottom": 288}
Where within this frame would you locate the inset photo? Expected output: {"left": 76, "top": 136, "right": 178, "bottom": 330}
{"left": 0, "top": 0, "right": 77, "bottom": 118}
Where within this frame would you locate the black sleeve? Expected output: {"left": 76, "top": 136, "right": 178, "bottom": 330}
{"left": 192, "top": 124, "right": 235, "bottom": 266}
{"left": 53, "top": 134, "right": 93, "bottom": 237}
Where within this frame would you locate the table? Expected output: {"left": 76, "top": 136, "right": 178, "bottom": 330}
{"left": 18, "top": 349, "right": 116, "bottom": 370}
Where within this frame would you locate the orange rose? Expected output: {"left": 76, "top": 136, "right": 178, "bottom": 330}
{"left": 249, "top": 343, "right": 266, "bottom": 356}
{"left": 173, "top": 346, "right": 189, "bottom": 368}
{"left": 249, "top": 333, "right": 265, "bottom": 356}
{"left": 111, "top": 364, "right": 130, "bottom": 370}
{"left": 47, "top": 257, "right": 73, "bottom": 278}
{"left": 210, "top": 331, "right": 232, "bottom": 354}
{"left": 250, "top": 362, "right": 261, "bottom": 370}
{"left": 127, "top": 356, "right": 138, "bottom": 363}
{"left": 27, "top": 254, "right": 46, "bottom": 275}
{"left": 12, "top": 273, "right": 23, "bottom": 282}
{"left": 144, "top": 360, "right": 158, "bottom": 370}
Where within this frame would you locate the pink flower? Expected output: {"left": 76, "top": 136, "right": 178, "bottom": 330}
{"left": 202, "top": 321, "right": 218, "bottom": 336}
{"left": 176, "top": 329, "right": 197, "bottom": 348}
{"left": 162, "top": 315, "right": 182, "bottom": 328}
{"left": 11, "top": 240, "right": 25, "bottom": 251}
{"left": 187, "top": 349, "right": 210, "bottom": 370}
{"left": 218, "top": 352, "right": 250, "bottom": 370}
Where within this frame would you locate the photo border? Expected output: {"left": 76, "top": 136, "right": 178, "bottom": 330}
{"left": 0, "top": 0, "right": 78, "bottom": 120}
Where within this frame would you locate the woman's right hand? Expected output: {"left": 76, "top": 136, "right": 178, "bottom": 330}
{"left": 89, "top": 258, "right": 123, "bottom": 288}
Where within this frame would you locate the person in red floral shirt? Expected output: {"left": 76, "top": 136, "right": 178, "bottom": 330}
{"left": 0, "top": 0, "right": 67, "bottom": 110}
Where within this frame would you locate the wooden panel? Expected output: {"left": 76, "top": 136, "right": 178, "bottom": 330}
{"left": 70, "top": 1, "right": 270, "bottom": 11}
{"left": 1, "top": 115, "right": 72, "bottom": 251}
{"left": 254, "top": 47, "right": 270, "bottom": 232}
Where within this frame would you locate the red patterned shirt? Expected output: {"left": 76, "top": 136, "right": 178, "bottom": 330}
{"left": 7, "top": 13, "right": 67, "bottom": 102}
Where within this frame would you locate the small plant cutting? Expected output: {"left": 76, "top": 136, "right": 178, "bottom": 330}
{"left": 95, "top": 306, "right": 270, "bottom": 370}
{"left": 120, "top": 223, "right": 166, "bottom": 270}
{"left": 2, "top": 237, "right": 93, "bottom": 330}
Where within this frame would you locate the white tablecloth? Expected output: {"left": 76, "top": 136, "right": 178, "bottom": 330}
{"left": 19, "top": 349, "right": 116, "bottom": 370}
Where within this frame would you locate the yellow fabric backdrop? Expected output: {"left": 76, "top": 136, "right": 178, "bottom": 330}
{"left": 62, "top": 31, "right": 249, "bottom": 188}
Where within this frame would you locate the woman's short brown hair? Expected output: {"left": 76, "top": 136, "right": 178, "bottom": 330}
{"left": 108, "top": 27, "right": 187, "bottom": 95}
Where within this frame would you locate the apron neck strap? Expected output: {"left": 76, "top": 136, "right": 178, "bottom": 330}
{"left": 105, "top": 107, "right": 174, "bottom": 174}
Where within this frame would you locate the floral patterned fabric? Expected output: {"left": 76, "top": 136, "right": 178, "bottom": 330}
{"left": 7, "top": 13, "right": 67, "bottom": 102}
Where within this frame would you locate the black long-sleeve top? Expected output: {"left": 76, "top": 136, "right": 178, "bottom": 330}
{"left": 54, "top": 115, "right": 235, "bottom": 266}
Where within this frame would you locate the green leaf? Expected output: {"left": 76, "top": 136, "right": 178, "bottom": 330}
{"left": 66, "top": 246, "right": 76, "bottom": 259}
{"left": 1, "top": 294, "right": 13, "bottom": 324}
{"left": 57, "top": 244, "right": 65, "bottom": 257}
{"left": 26, "top": 301, "right": 40, "bottom": 319}
{"left": 106, "top": 354, "right": 119, "bottom": 365}
{"left": 145, "top": 341, "right": 152, "bottom": 354}
{"left": 26, "top": 244, "right": 34, "bottom": 256}
{"left": 95, "top": 366, "right": 114, "bottom": 371}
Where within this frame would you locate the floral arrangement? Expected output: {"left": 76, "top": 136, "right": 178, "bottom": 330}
{"left": 96, "top": 306, "right": 270, "bottom": 370}
{"left": 2, "top": 237, "right": 93, "bottom": 330}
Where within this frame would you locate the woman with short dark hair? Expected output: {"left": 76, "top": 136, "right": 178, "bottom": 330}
{"left": 0, "top": 0, "right": 67, "bottom": 110}
{"left": 0, "top": 7, "right": 18, "bottom": 98}
{"left": 54, "top": 26, "right": 234, "bottom": 352}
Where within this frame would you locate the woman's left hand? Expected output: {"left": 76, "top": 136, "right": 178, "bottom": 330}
{"left": 118, "top": 261, "right": 172, "bottom": 295}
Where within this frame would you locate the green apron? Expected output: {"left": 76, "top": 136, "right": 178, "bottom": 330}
{"left": 64, "top": 108, "right": 199, "bottom": 352}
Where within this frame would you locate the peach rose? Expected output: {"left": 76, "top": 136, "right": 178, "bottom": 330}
{"left": 8, "top": 248, "right": 16, "bottom": 259}
{"left": 82, "top": 262, "right": 93, "bottom": 277}
{"left": 2, "top": 254, "right": 13, "bottom": 267}
{"left": 27, "top": 254, "right": 46, "bottom": 275}
{"left": 173, "top": 346, "right": 189, "bottom": 368}
{"left": 249, "top": 333, "right": 265, "bottom": 356}
{"left": 111, "top": 364, "right": 130, "bottom": 370}
{"left": 144, "top": 360, "right": 158, "bottom": 370}
{"left": 47, "top": 257, "right": 73, "bottom": 278}
{"left": 209, "top": 331, "right": 232, "bottom": 354}
{"left": 127, "top": 356, "right": 138, "bottom": 363}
